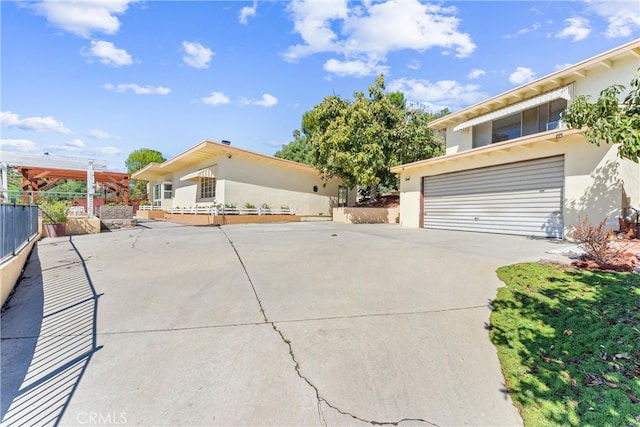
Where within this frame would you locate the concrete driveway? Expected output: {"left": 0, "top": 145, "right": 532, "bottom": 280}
{"left": 1, "top": 222, "right": 573, "bottom": 426}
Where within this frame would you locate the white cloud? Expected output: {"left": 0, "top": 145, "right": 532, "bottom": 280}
{"left": 0, "top": 139, "right": 38, "bottom": 152}
{"left": 239, "top": 1, "right": 258, "bottom": 24}
{"left": 1, "top": 110, "right": 71, "bottom": 134}
{"left": 241, "top": 94, "right": 279, "bottom": 107}
{"left": 555, "top": 63, "right": 574, "bottom": 71}
{"left": 66, "top": 138, "right": 85, "bottom": 148}
{"left": 88, "top": 129, "right": 114, "bottom": 139}
{"left": 46, "top": 139, "right": 122, "bottom": 156}
{"left": 468, "top": 68, "right": 486, "bottom": 79}
{"left": 323, "top": 58, "right": 388, "bottom": 77}
{"left": 504, "top": 22, "right": 541, "bottom": 39}
{"left": 202, "top": 92, "right": 231, "bottom": 105}
{"left": 388, "top": 78, "right": 486, "bottom": 112}
{"left": 84, "top": 40, "right": 133, "bottom": 67}
{"left": 556, "top": 17, "right": 591, "bottom": 41}
{"left": 586, "top": 0, "right": 640, "bottom": 38}
{"left": 104, "top": 83, "right": 171, "bottom": 95}
{"left": 407, "top": 60, "right": 421, "bottom": 70}
{"left": 182, "top": 41, "right": 214, "bottom": 69}
{"left": 509, "top": 67, "right": 536, "bottom": 85}
{"left": 32, "top": 0, "right": 137, "bottom": 38}
{"left": 284, "top": 0, "right": 475, "bottom": 76}
{"left": 92, "top": 146, "right": 122, "bottom": 155}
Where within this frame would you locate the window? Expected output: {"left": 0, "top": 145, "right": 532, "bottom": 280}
{"left": 163, "top": 183, "right": 172, "bottom": 199}
{"left": 153, "top": 182, "right": 172, "bottom": 206}
{"left": 338, "top": 186, "right": 348, "bottom": 207}
{"left": 492, "top": 113, "right": 521, "bottom": 143}
{"left": 199, "top": 177, "right": 216, "bottom": 200}
{"left": 153, "top": 183, "right": 161, "bottom": 206}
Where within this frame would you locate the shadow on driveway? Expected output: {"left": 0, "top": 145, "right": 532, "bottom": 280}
{"left": 1, "top": 237, "right": 101, "bottom": 425}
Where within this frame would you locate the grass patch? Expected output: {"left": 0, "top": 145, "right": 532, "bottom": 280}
{"left": 490, "top": 262, "right": 640, "bottom": 426}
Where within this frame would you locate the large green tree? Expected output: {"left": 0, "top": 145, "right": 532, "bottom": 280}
{"left": 125, "top": 148, "right": 165, "bottom": 198}
{"left": 563, "top": 68, "right": 640, "bottom": 163}
{"left": 303, "top": 74, "right": 444, "bottom": 198}
{"left": 274, "top": 130, "right": 312, "bottom": 165}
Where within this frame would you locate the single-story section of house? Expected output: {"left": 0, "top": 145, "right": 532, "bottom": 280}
{"left": 391, "top": 39, "right": 640, "bottom": 238}
{"left": 131, "top": 140, "right": 354, "bottom": 217}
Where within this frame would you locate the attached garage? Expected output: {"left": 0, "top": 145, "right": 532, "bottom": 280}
{"left": 422, "top": 156, "right": 564, "bottom": 238}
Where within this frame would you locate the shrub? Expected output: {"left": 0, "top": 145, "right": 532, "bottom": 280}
{"left": 260, "top": 203, "right": 270, "bottom": 210}
{"left": 38, "top": 199, "right": 69, "bottom": 224}
{"left": 139, "top": 200, "right": 151, "bottom": 206}
{"left": 244, "top": 203, "right": 256, "bottom": 209}
{"left": 570, "top": 216, "right": 619, "bottom": 263}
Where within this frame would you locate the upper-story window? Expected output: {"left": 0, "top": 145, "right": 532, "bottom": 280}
{"left": 473, "top": 98, "right": 568, "bottom": 147}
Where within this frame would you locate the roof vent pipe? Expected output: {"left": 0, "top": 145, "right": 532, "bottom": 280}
{"left": 221, "top": 140, "right": 231, "bottom": 145}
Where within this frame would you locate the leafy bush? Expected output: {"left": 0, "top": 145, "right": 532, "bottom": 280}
{"left": 139, "top": 200, "right": 151, "bottom": 206}
{"left": 260, "top": 203, "right": 270, "bottom": 210}
{"left": 244, "top": 203, "right": 256, "bottom": 209}
{"left": 38, "top": 199, "right": 69, "bottom": 224}
{"left": 570, "top": 216, "right": 619, "bottom": 263}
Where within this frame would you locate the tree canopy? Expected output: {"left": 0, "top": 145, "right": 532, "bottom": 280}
{"left": 125, "top": 148, "right": 165, "bottom": 198}
{"left": 274, "top": 130, "right": 312, "bottom": 165}
{"left": 299, "top": 74, "right": 445, "bottom": 195}
{"left": 563, "top": 68, "right": 640, "bottom": 163}
{"left": 125, "top": 148, "right": 165, "bottom": 174}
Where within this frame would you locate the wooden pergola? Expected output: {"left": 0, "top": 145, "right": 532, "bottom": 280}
{"left": 19, "top": 166, "right": 129, "bottom": 204}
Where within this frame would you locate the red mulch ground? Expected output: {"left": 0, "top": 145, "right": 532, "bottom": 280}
{"left": 572, "top": 238, "right": 640, "bottom": 272}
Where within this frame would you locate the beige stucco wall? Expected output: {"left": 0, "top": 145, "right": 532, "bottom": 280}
{"left": 152, "top": 153, "right": 343, "bottom": 216}
{"left": 38, "top": 217, "right": 101, "bottom": 237}
{"left": 333, "top": 207, "right": 400, "bottom": 224}
{"left": 1, "top": 236, "right": 39, "bottom": 307}
{"left": 397, "top": 140, "right": 640, "bottom": 237}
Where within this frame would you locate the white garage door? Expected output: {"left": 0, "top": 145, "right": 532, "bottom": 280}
{"left": 423, "top": 156, "right": 564, "bottom": 238}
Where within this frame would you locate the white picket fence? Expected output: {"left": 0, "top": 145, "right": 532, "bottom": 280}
{"left": 140, "top": 205, "right": 297, "bottom": 216}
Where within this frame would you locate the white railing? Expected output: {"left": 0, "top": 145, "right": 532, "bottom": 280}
{"left": 165, "top": 206, "right": 297, "bottom": 216}
{"left": 138, "top": 205, "right": 165, "bottom": 211}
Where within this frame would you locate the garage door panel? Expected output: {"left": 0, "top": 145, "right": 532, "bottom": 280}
{"left": 426, "top": 190, "right": 563, "bottom": 204}
{"left": 426, "top": 174, "right": 564, "bottom": 196}
{"left": 423, "top": 156, "right": 564, "bottom": 238}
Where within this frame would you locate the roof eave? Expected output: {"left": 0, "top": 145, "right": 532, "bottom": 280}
{"left": 391, "top": 127, "right": 584, "bottom": 173}
{"left": 428, "top": 39, "right": 640, "bottom": 131}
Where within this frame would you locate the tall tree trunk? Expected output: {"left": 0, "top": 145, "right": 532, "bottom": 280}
{"left": 369, "top": 183, "right": 378, "bottom": 201}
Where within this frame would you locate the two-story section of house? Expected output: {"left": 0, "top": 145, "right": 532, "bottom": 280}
{"left": 391, "top": 40, "right": 640, "bottom": 239}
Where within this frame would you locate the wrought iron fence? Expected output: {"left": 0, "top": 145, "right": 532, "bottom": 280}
{"left": 1, "top": 203, "right": 39, "bottom": 264}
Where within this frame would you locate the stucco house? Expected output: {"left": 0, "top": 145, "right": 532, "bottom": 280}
{"left": 391, "top": 40, "right": 640, "bottom": 238}
{"left": 132, "top": 140, "right": 352, "bottom": 217}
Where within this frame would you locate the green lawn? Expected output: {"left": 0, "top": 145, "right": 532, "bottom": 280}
{"left": 490, "top": 262, "right": 640, "bottom": 427}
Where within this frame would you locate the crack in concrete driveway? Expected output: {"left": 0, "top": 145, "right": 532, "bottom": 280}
{"left": 1, "top": 222, "right": 575, "bottom": 426}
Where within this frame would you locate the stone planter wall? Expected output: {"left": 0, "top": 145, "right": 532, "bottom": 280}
{"left": 98, "top": 205, "right": 137, "bottom": 230}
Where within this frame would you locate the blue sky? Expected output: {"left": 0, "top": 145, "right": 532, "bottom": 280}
{"left": 1, "top": 0, "right": 639, "bottom": 172}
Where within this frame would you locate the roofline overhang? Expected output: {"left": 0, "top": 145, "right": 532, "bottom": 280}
{"left": 429, "top": 39, "right": 640, "bottom": 131}
{"left": 390, "top": 127, "right": 584, "bottom": 173}
{"left": 131, "top": 140, "right": 321, "bottom": 181}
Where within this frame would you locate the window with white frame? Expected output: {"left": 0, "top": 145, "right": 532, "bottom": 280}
{"left": 153, "top": 182, "right": 172, "bottom": 206}
{"left": 163, "top": 183, "right": 173, "bottom": 199}
{"left": 199, "top": 177, "right": 216, "bottom": 201}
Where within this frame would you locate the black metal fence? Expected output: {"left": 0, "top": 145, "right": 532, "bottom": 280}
{"left": 0, "top": 203, "right": 39, "bottom": 264}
